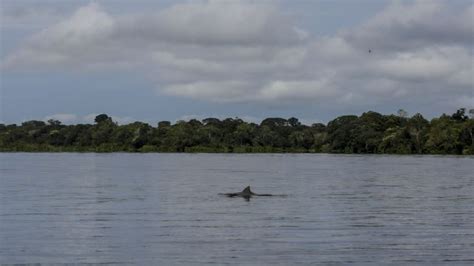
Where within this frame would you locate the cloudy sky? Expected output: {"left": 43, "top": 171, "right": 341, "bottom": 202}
{"left": 1, "top": 0, "right": 473, "bottom": 125}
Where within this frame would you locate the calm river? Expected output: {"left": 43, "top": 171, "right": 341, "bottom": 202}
{"left": 1, "top": 153, "right": 473, "bottom": 265}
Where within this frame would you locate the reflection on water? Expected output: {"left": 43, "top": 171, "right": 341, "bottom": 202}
{"left": 1, "top": 153, "right": 473, "bottom": 264}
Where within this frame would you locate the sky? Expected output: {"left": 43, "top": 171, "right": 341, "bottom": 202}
{"left": 1, "top": 0, "right": 473, "bottom": 125}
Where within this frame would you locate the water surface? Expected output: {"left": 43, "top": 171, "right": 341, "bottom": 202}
{"left": 1, "top": 153, "right": 473, "bottom": 264}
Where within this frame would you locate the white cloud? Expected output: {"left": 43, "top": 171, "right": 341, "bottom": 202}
{"left": 256, "top": 79, "right": 338, "bottom": 102}
{"left": 3, "top": 0, "right": 473, "bottom": 111}
{"left": 2, "top": 3, "right": 116, "bottom": 68}
{"left": 163, "top": 80, "right": 254, "bottom": 102}
{"left": 371, "top": 47, "right": 465, "bottom": 82}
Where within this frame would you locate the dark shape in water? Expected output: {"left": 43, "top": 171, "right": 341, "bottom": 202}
{"left": 220, "top": 186, "right": 275, "bottom": 200}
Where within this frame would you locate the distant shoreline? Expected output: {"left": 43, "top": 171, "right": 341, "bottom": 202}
{"left": 1, "top": 151, "right": 473, "bottom": 156}
{"left": 2, "top": 109, "right": 473, "bottom": 155}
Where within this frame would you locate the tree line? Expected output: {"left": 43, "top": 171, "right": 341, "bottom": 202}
{"left": 1, "top": 109, "right": 473, "bottom": 154}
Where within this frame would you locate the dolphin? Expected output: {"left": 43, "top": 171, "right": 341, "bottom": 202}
{"left": 219, "top": 186, "right": 273, "bottom": 200}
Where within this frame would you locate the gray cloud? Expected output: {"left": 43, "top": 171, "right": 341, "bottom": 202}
{"left": 116, "top": 1, "right": 305, "bottom": 46}
{"left": 343, "top": 0, "right": 474, "bottom": 51}
{"left": 0, "top": 1, "right": 75, "bottom": 29}
{"left": 2, "top": 0, "right": 473, "bottom": 111}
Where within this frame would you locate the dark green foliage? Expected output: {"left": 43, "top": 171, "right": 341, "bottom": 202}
{"left": 157, "top": 121, "right": 171, "bottom": 128}
{"left": 451, "top": 108, "right": 468, "bottom": 122}
{"left": 94, "top": 114, "right": 112, "bottom": 124}
{"left": 326, "top": 115, "right": 358, "bottom": 152}
{"left": 1, "top": 109, "right": 473, "bottom": 154}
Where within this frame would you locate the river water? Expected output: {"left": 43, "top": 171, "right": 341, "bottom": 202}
{"left": 1, "top": 153, "right": 473, "bottom": 265}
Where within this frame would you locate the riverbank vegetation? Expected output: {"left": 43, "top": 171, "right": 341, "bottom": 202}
{"left": 1, "top": 109, "right": 473, "bottom": 154}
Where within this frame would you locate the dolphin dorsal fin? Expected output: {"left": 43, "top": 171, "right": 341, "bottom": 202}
{"left": 242, "top": 186, "right": 252, "bottom": 194}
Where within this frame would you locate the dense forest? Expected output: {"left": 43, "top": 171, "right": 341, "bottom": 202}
{"left": 1, "top": 109, "right": 473, "bottom": 154}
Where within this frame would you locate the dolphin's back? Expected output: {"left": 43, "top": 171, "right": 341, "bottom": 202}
{"left": 220, "top": 186, "right": 278, "bottom": 198}
{"left": 241, "top": 186, "right": 255, "bottom": 195}
{"left": 222, "top": 192, "right": 240, "bottom": 197}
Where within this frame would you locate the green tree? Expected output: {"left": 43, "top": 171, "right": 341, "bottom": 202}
{"left": 379, "top": 126, "right": 412, "bottom": 154}
{"left": 407, "top": 113, "right": 429, "bottom": 153}
{"left": 460, "top": 118, "right": 474, "bottom": 154}
{"left": 288, "top": 117, "right": 301, "bottom": 127}
{"left": 92, "top": 115, "right": 116, "bottom": 147}
{"left": 424, "top": 115, "right": 462, "bottom": 154}
{"left": 451, "top": 108, "right": 468, "bottom": 122}
{"left": 94, "top": 114, "right": 112, "bottom": 124}
{"left": 158, "top": 121, "right": 171, "bottom": 128}
{"left": 350, "top": 111, "right": 386, "bottom": 153}
{"left": 326, "top": 115, "right": 358, "bottom": 152}
{"left": 234, "top": 123, "right": 255, "bottom": 146}
{"left": 1, "top": 110, "right": 471, "bottom": 154}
